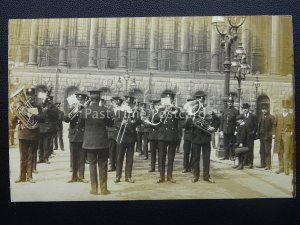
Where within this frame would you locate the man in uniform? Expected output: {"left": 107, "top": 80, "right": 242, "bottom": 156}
{"left": 219, "top": 95, "right": 239, "bottom": 160}
{"left": 107, "top": 96, "right": 122, "bottom": 172}
{"left": 12, "top": 88, "right": 44, "bottom": 183}
{"left": 53, "top": 102, "right": 64, "bottom": 151}
{"left": 154, "top": 92, "right": 181, "bottom": 183}
{"left": 182, "top": 98, "right": 194, "bottom": 173}
{"left": 241, "top": 103, "right": 257, "bottom": 168}
{"left": 79, "top": 90, "right": 112, "bottom": 195}
{"left": 140, "top": 102, "right": 150, "bottom": 160}
{"left": 64, "top": 92, "right": 88, "bottom": 183}
{"left": 38, "top": 95, "right": 58, "bottom": 164}
{"left": 274, "top": 100, "right": 294, "bottom": 175}
{"left": 147, "top": 99, "right": 161, "bottom": 172}
{"left": 257, "top": 103, "right": 275, "bottom": 170}
{"left": 188, "top": 93, "right": 220, "bottom": 183}
{"left": 114, "top": 96, "right": 141, "bottom": 183}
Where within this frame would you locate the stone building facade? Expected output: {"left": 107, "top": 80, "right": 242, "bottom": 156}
{"left": 8, "top": 16, "right": 294, "bottom": 114}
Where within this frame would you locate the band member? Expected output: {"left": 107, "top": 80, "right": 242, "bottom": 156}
{"left": 241, "top": 103, "right": 257, "bottom": 168}
{"left": 38, "top": 95, "right": 58, "bottom": 164}
{"left": 274, "top": 100, "right": 294, "bottom": 175}
{"left": 53, "top": 102, "right": 64, "bottom": 151}
{"left": 107, "top": 96, "right": 122, "bottom": 172}
{"left": 11, "top": 88, "right": 44, "bottom": 183}
{"left": 182, "top": 98, "right": 194, "bottom": 173}
{"left": 257, "top": 103, "right": 275, "bottom": 170}
{"left": 135, "top": 100, "right": 143, "bottom": 155}
{"left": 64, "top": 92, "right": 88, "bottom": 183}
{"left": 114, "top": 96, "right": 141, "bottom": 183}
{"left": 140, "top": 102, "right": 150, "bottom": 160}
{"left": 147, "top": 99, "right": 161, "bottom": 172}
{"left": 78, "top": 90, "right": 112, "bottom": 195}
{"left": 232, "top": 114, "right": 247, "bottom": 170}
{"left": 154, "top": 92, "right": 181, "bottom": 183}
{"left": 219, "top": 95, "right": 239, "bottom": 160}
{"left": 188, "top": 93, "right": 220, "bottom": 183}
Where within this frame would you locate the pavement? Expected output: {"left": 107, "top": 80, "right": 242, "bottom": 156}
{"left": 9, "top": 125, "right": 295, "bottom": 202}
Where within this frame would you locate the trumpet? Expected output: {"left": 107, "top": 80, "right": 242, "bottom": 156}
{"left": 68, "top": 97, "right": 90, "bottom": 120}
{"left": 10, "top": 87, "right": 39, "bottom": 130}
{"left": 160, "top": 104, "right": 177, "bottom": 123}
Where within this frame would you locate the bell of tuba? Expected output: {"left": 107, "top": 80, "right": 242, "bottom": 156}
{"left": 10, "top": 87, "right": 39, "bottom": 130}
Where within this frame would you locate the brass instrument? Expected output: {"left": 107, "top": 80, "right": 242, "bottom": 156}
{"left": 116, "top": 104, "right": 133, "bottom": 144}
{"left": 10, "top": 87, "right": 39, "bottom": 130}
{"left": 142, "top": 108, "right": 160, "bottom": 126}
{"left": 184, "top": 99, "right": 214, "bottom": 134}
{"left": 160, "top": 104, "right": 177, "bottom": 123}
{"left": 68, "top": 96, "right": 90, "bottom": 120}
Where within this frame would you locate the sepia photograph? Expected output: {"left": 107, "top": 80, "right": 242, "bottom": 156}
{"left": 8, "top": 16, "right": 295, "bottom": 201}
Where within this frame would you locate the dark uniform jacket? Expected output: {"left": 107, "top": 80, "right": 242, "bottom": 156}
{"left": 182, "top": 117, "right": 193, "bottom": 141}
{"left": 153, "top": 107, "right": 182, "bottom": 142}
{"left": 39, "top": 104, "right": 59, "bottom": 134}
{"left": 243, "top": 112, "right": 257, "bottom": 140}
{"left": 56, "top": 110, "right": 64, "bottom": 131}
{"left": 257, "top": 113, "right": 275, "bottom": 140}
{"left": 235, "top": 123, "right": 247, "bottom": 148}
{"left": 114, "top": 109, "right": 141, "bottom": 144}
{"left": 147, "top": 109, "right": 159, "bottom": 141}
{"left": 188, "top": 113, "right": 220, "bottom": 144}
{"left": 12, "top": 107, "right": 44, "bottom": 141}
{"left": 106, "top": 109, "right": 117, "bottom": 140}
{"left": 64, "top": 107, "right": 85, "bottom": 143}
{"left": 220, "top": 107, "right": 240, "bottom": 134}
{"left": 79, "top": 102, "right": 112, "bottom": 149}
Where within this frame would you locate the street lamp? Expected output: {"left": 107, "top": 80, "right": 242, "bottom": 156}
{"left": 116, "top": 76, "right": 123, "bottom": 97}
{"left": 231, "top": 42, "right": 251, "bottom": 111}
{"left": 130, "top": 78, "right": 137, "bottom": 90}
{"left": 123, "top": 70, "right": 130, "bottom": 94}
{"left": 253, "top": 71, "right": 261, "bottom": 113}
{"left": 212, "top": 16, "right": 246, "bottom": 101}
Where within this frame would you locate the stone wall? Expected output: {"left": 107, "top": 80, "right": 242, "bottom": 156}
{"left": 10, "top": 67, "right": 294, "bottom": 114}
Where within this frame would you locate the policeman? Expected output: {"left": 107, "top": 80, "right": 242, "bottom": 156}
{"left": 188, "top": 93, "right": 220, "bottom": 183}
{"left": 147, "top": 99, "right": 161, "bottom": 172}
{"left": 219, "top": 95, "right": 239, "bottom": 160}
{"left": 64, "top": 92, "right": 88, "bottom": 183}
{"left": 53, "top": 102, "right": 65, "bottom": 151}
{"left": 154, "top": 92, "right": 181, "bottom": 183}
{"left": 78, "top": 90, "right": 112, "bottom": 195}
{"left": 114, "top": 96, "right": 141, "bottom": 183}
{"left": 38, "top": 94, "right": 58, "bottom": 164}
{"left": 12, "top": 88, "right": 44, "bottom": 183}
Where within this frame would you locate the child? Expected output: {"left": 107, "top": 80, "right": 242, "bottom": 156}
{"left": 233, "top": 114, "right": 248, "bottom": 170}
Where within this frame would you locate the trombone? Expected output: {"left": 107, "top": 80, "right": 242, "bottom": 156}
{"left": 115, "top": 104, "right": 132, "bottom": 144}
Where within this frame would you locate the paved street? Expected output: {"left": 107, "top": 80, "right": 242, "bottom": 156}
{"left": 9, "top": 126, "right": 294, "bottom": 201}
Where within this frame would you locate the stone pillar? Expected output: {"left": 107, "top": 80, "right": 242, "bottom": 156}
{"left": 242, "top": 17, "right": 250, "bottom": 57}
{"left": 271, "top": 16, "right": 280, "bottom": 75}
{"left": 180, "top": 17, "right": 189, "bottom": 71}
{"left": 149, "top": 17, "right": 159, "bottom": 70}
{"left": 28, "top": 19, "right": 39, "bottom": 66}
{"left": 88, "top": 18, "right": 99, "bottom": 67}
{"left": 119, "top": 18, "right": 128, "bottom": 68}
{"left": 58, "top": 19, "right": 69, "bottom": 67}
{"left": 210, "top": 17, "right": 220, "bottom": 72}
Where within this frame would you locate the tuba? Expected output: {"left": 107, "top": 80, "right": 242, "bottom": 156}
{"left": 10, "top": 87, "right": 39, "bottom": 130}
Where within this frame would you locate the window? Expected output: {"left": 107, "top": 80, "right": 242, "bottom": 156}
{"left": 47, "top": 19, "right": 60, "bottom": 45}
{"left": 104, "top": 18, "right": 118, "bottom": 47}
{"left": 134, "top": 18, "right": 147, "bottom": 48}
{"left": 76, "top": 18, "right": 89, "bottom": 46}
{"left": 162, "top": 17, "right": 176, "bottom": 49}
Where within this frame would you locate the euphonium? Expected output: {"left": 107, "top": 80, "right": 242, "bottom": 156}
{"left": 10, "top": 87, "right": 39, "bottom": 130}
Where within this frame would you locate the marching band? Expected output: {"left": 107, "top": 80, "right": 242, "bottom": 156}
{"left": 9, "top": 85, "right": 294, "bottom": 195}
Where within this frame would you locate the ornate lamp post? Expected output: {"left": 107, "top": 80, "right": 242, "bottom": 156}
{"left": 130, "top": 77, "right": 137, "bottom": 90}
{"left": 253, "top": 71, "right": 261, "bottom": 113}
{"left": 231, "top": 42, "right": 251, "bottom": 111}
{"left": 212, "top": 16, "right": 246, "bottom": 101}
{"left": 116, "top": 76, "right": 123, "bottom": 97}
{"left": 123, "top": 69, "right": 130, "bottom": 95}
